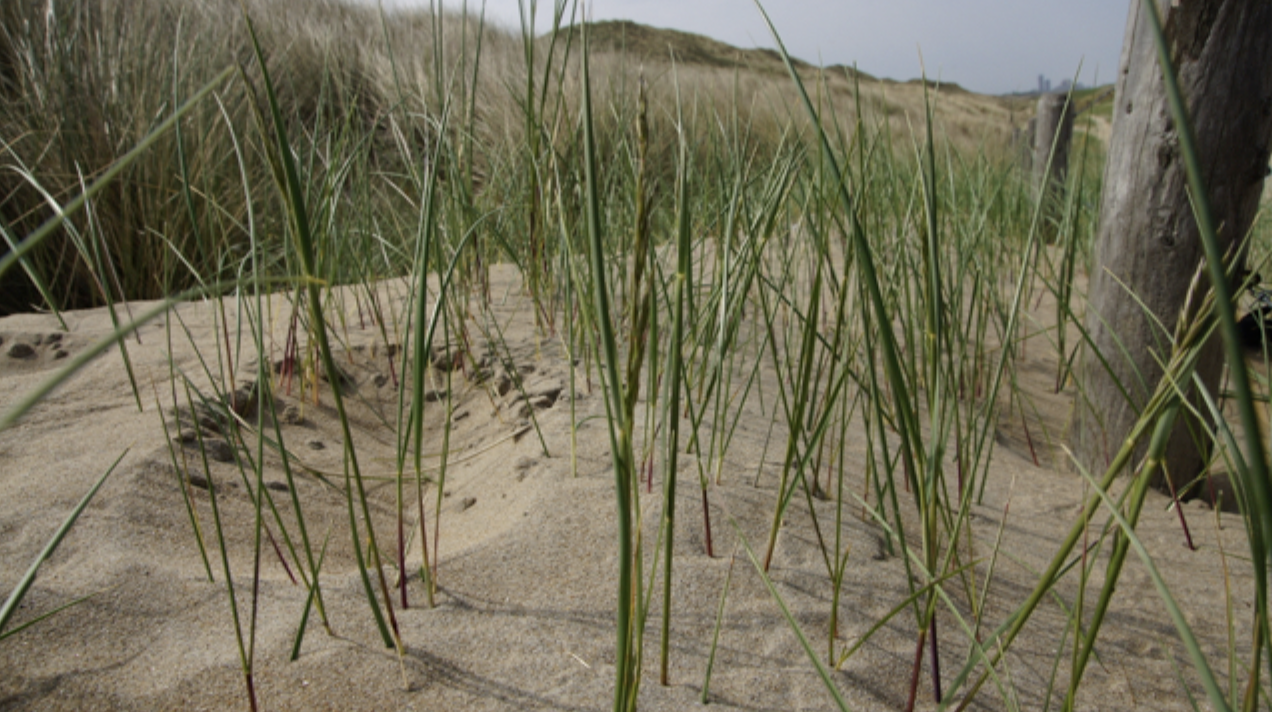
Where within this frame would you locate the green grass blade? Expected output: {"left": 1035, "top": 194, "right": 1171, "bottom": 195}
{"left": 0, "top": 448, "right": 126, "bottom": 638}
{"left": 1069, "top": 448, "right": 1233, "bottom": 712}
{"left": 239, "top": 7, "right": 396, "bottom": 650}
{"left": 578, "top": 19, "right": 641, "bottom": 711}
{"left": 0, "top": 277, "right": 300, "bottom": 434}
{"left": 732, "top": 519, "right": 852, "bottom": 711}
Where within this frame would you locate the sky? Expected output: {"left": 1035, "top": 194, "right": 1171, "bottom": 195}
{"left": 375, "top": 0, "right": 1131, "bottom": 95}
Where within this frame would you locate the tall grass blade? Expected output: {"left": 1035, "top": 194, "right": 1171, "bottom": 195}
{"left": 578, "top": 18, "right": 642, "bottom": 711}
{"left": 659, "top": 60, "right": 692, "bottom": 687}
{"left": 238, "top": 8, "right": 397, "bottom": 650}
{"left": 1138, "top": 2, "right": 1272, "bottom": 705}
{"left": 733, "top": 520, "right": 852, "bottom": 711}
{"left": 0, "top": 449, "right": 125, "bottom": 639}
{"left": 1068, "top": 448, "right": 1232, "bottom": 711}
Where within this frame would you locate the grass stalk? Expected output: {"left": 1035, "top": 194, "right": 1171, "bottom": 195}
{"left": 0, "top": 450, "right": 125, "bottom": 639}
{"left": 578, "top": 19, "right": 642, "bottom": 710}
{"left": 658, "top": 63, "right": 693, "bottom": 685}
{"left": 238, "top": 8, "right": 398, "bottom": 651}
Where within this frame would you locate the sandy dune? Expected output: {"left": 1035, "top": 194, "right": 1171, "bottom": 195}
{"left": 0, "top": 265, "right": 1257, "bottom": 710}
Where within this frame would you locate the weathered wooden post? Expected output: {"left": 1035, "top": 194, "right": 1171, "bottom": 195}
{"left": 1075, "top": 0, "right": 1272, "bottom": 493}
{"left": 1013, "top": 117, "right": 1036, "bottom": 173}
{"left": 1032, "top": 91, "right": 1074, "bottom": 231}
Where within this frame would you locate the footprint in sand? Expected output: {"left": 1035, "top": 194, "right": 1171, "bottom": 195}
{"left": 0, "top": 331, "right": 74, "bottom": 371}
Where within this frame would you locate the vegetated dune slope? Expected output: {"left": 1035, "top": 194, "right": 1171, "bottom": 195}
{"left": 0, "top": 262, "right": 1251, "bottom": 711}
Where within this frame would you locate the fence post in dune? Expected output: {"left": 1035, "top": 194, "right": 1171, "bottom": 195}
{"left": 1074, "top": 0, "right": 1272, "bottom": 495}
{"left": 1014, "top": 117, "right": 1036, "bottom": 173}
{"left": 1032, "top": 91, "right": 1073, "bottom": 236}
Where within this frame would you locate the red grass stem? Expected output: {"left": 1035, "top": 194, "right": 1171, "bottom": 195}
{"left": 1022, "top": 412, "right": 1040, "bottom": 467}
{"left": 702, "top": 487, "right": 714, "bottom": 558}
{"left": 265, "top": 524, "right": 296, "bottom": 585}
{"left": 929, "top": 615, "right": 942, "bottom": 702}
{"left": 905, "top": 627, "right": 927, "bottom": 712}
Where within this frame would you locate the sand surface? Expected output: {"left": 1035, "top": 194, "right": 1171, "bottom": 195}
{"left": 0, "top": 264, "right": 1258, "bottom": 711}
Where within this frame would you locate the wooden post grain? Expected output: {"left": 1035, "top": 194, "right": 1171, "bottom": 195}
{"left": 1032, "top": 91, "right": 1075, "bottom": 217}
{"left": 1075, "top": 0, "right": 1272, "bottom": 492}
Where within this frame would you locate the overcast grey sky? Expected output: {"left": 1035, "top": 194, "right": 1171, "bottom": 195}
{"left": 379, "top": 0, "right": 1131, "bottom": 95}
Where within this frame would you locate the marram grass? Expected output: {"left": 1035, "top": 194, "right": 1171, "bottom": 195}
{"left": 0, "top": 0, "right": 1269, "bottom": 710}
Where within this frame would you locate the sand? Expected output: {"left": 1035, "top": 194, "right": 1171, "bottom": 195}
{"left": 0, "top": 264, "right": 1259, "bottom": 711}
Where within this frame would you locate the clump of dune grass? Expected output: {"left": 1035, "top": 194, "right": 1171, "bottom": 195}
{"left": 0, "top": 0, "right": 1024, "bottom": 317}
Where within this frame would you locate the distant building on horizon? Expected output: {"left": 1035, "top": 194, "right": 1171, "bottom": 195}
{"left": 1036, "top": 74, "right": 1087, "bottom": 95}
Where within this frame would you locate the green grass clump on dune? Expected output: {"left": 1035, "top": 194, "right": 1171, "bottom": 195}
{"left": 0, "top": 0, "right": 510, "bottom": 314}
{"left": 2, "top": 0, "right": 1270, "bottom": 710}
{"left": 0, "top": 0, "right": 1021, "bottom": 317}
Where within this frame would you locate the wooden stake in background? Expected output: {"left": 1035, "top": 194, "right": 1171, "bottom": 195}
{"left": 1033, "top": 90, "right": 1074, "bottom": 237}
